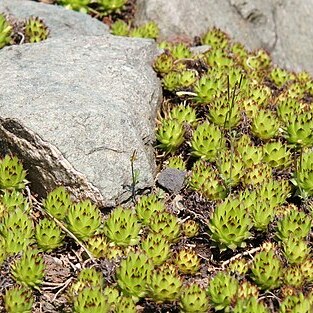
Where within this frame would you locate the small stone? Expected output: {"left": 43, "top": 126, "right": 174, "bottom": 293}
{"left": 157, "top": 168, "right": 186, "bottom": 194}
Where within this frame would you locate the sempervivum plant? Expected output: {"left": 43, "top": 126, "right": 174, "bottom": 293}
{"left": 0, "top": 13, "right": 12, "bottom": 49}
{"left": 110, "top": 19, "right": 129, "bottom": 36}
{"left": 57, "top": 0, "right": 90, "bottom": 12}
{"left": 86, "top": 235, "right": 109, "bottom": 258}
{"left": 194, "top": 74, "right": 224, "bottom": 103}
{"left": 114, "top": 296, "right": 137, "bottom": 313}
{"left": 97, "top": 0, "right": 126, "bottom": 14}
{"left": 279, "top": 292, "right": 312, "bottom": 313}
{"left": 25, "top": 17, "right": 49, "bottom": 43}
{"left": 270, "top": 67, "right": 294, "bottom": 88}
{"left": 11, "top": 248, "right": 45, "bottom": 288}
{"left": 166, "top": 155, "right": 186, "bottom": 170}
{"left": 129, "top": 21, "right": 160, "bottom": 40}
{"left": 190, "top": 121, "right": 225, "bottom": 161}
{"left": 251, "top": 110, "right": 280, "bottom": 140}
{"left": 0, "top": 155, "right": 27, "bottom": 190}
{"left": 154, "top": 53, "right": 174, "bottom": 74}
{"left": 174, "top": 247, "right": 201, "bottom": 275}
{"left": 135, "top": 194, "right": 165, "bottom": 225}
{"left": 168, "top": 104, "right": 197, "bottom": 126}
{"left": 276, "top": 208, "right": 311, "bottom": 241}
{"left": 0, "top": 189, "right": 29, "bottom": 214}
{"left": 243, "top": 163, "right": 272, "bottom": 186}
{"left": 169, "top": 42, "right": 192, "bottom": 59}
{"left": 116, "top": 252, "right": 153, "bottom": 299}
{"left": 208, "top": 197, "right": 252, "bottom": 250}
{"left": 179, "top": 282, "right": 210, "bottom": 313}
{"left": 141, "top": 232, "right": 171, "bottom": 266}
{"left": 0, "top": 208, "right": 34, "bottom": 254}
{"left": 202, "top": 27, "right": 229, "bottom": 49}
{"left": 294, "top": 150, "right": 313, "bottom": 196}
{"left": 181, "top": 219, "right": 199, "bottom": 238}
{"left": 148, "top": 211, "right": 181, "bottom": 242}
{"left": 156, "top": 118, "right": 185, "bottom": 153}
{"left": 262, "top": 141, "right": 292, "bottom": 169}
{"left": 4, "top": 285, "right": 34, "bottom": 313}
{"left": 208, "top": 95, "right": 241, "bottom": 129}
{"left": 233, "top": 297, "right": 269, "bottom": 313}
{"left": 149, "top": 263, "right": 182, "bottom": 302}
{"left": 207, "top": 272, "right": 238, "bottom": 311}
{"left": 43, "top": 186, "right": 73, "bottom": 221}
{"left": 283, "top": 265, "right": 305, "bottom": 288}
{"left": 282, "top": 236, "right": 311, "bottom": 264}
{"left": 250, "top": 249, "right": 282, "bottom": 290}
{"left": 103, "top": 207, "right": 141, "bottom": 246}
{"left": 67, "top": 199, "right": 102, "bottom": 241}
{"left": 35, "top": 218, "right": 64, "bottom": 252}
{"left": 73, "top": 287, "right": 110, "bottom": 313}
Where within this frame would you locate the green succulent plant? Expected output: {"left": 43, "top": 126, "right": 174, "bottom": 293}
{"left": 0, "top": 189, "right": 29, "bottom": 215}
{"left": 250, "top": 200, "right": 275, "bottom": 231}
{"left": 190, "top": 121, "right": 225, "bottom": 161}
{"left": 181, "top": 219, "right": 199, "bottom": 238}
{"left": 233, "top": 297, "right": 269, "bottom": 313}
{"left": 25, "top": 17, "right": 49, "bottom": 43}
{"left": 35, "top": 218, "right": 64, "bottom": 252}
{"left": 141, "top": 232, "right": 171, "bottom": 266}
{"left": 243, "top": 162, "right": 272, "bottom": 186}
{"left": 162, "top": 71, "right": 181, "bottom": 91}
{"left": 87, "top": 235, "right": 109, "bottom": 258}
{"left": 156, "top": 118, "right": 185, "bottom": 152}
{"left": 179, "top": 282, "right": 210, "bottom": 313}
{"left": 0, "top": 155, "right": 27, "bottom": 190}
{"left": 114, "top": 296, "right": 137, "bottom": 313}
{"left": 294, "top": 150, "right": 313, "bottom": 196}
{"left": 169, "top": 42, "right": 192, "bottom": 59}
{"left": 67, "top": 199, "right": 102, "bottom": 241}
{"left": 276, "top": 208, "right": 311, "bottom": 241}
{"left": 73, "top": 287, "right": 110, "bottom": 313}
{"left": 270, "top": 67, "right": 294, "bottom": 88}
{"left": 3, "top": 285, "right": 34, "bottom": 313}
{"left": 154, "top": 53, "right": 174, "bottom": 74}
{"left": 103, "top": 207, "right": 141, "bottom": 246}
{"left": 135, "top": 193, "right": 165, "bottom": 225}
{"left": 207, "top": 272, "right": 238, "bottom": 311}
{"left": 250, "top": 250, "right": 282, "bottom": 290}
{"left": 251, "top": 110, "right": 280, "bottom": 140}
{"left": 208, "top": 197, "right": 252, "bottom": 250}
{"left": 0, "top": 235, "right": 6, "bottom": 265}
{"left": 202, "top": 27, "right": 229, "bottom": 48}
{"left": 231, "top": 42, "right": 248, "bottom": 62}
{"left": 43, "top": 186, "right": 72, "bottom": 221}
{"left": 194, "top": 73, "right": 224, "bottom": 103}
{"left": 97, "top": 0, "right": 126, "bottom": 14}
{"left": 236, "top": 281, "right": 260, "bottom": 299}
{"left": 0, "top": 13, "right": 12, "bottom": 49}
{"left": 149, "top": 211, "right": 181, "bottom": 242}
{"left": 177, "top": 70, "right": 198, "bottom": 88}
{"left": 167, "top": 104, "right": 197, "bottom": 126}
{"left": 205, "top": 48, "right": 233, "bottom": 68}
{"left": 208, "top": 95, "right": 241, "bottom": 129}
{"left": 166, "top": 155, "right": 186, "bottom": 171}
{"left": 279, "top": 292, "right": 312, "bottom": 313}
{"left": 0, "top": 208, "right": 34, "bottom": 254}
{"left": 110, "top": 19, "right": 129, "bottom": 36}
{"left": 218, "top": 151, "right": 244, "bottom": 187}
{"left": 58, "top": 0, "right": 90, "bottom": 12}
{"left": 282, "top": 236, "right": 311, "bottom": 264}
{"left": 249, "top": 85, "right": 272, "bottom": 107}
{"left": 283, "top": 265, "right": 305, "bottom": 288}
{"left": 103, "top": 286, "right": 119, "bottom": 307}
{"left": 300, "top": 259, "right": 313, "bottom": 283}
{"left": 228, "top": 258, "right": 249, "bottom": 276}
{"left": 116, "top": 252, "right": 153, "bottom": 299}
{"left": 285, "top": 113, "right": 313, "bottom": 147}
{"left": 262, "top": 141, "right": 292, "bottom": 169}
{"left": 11, "top": 248, "right": 45, "bottom": 288}
{"left": 129, "top": 21, "right": 160, "bottom": 39}
{"left": 148, "top": 263, "right": 182, "bottom": 302}
{"left": 276, "top": 98, "right": 305, "bottom": 124}
{"left": 174, "top": 247, "right": 201, "bottom": 274}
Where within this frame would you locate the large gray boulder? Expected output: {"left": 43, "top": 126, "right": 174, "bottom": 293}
{"left": 0, "top": 0, "right": 109, "bottom": 38}
{"left": 0, "top": 34, "right": 161, "bottom": 207}
{"left": 135, "top": 0, "right": 313, "bottom": 74}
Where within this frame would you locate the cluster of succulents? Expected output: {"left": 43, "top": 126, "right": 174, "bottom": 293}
{"left": 57, "top": 0, "right": 127, "bottom": 16}
{"left": 0, "top": 13, "right": 49, "bottom": 50}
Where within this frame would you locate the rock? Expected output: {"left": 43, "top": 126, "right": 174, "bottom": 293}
{"left": 0, "top": 0, "right": 109, "bottom": 38}
{"left": 157, "top": 168, "right": 186, "bottom": 194}
{"left": 135, "top": 0, "right": 313, "bottom": 75}
{"left": 0, "top": 34, "right": 162, "bottom": 207}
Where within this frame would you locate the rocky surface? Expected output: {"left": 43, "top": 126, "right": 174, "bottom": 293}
{"left": 135, "top": 0, "right": 313, "bottom": 74}
{"left": 0, "top": 1, "right": 162, "bottom": 207}
{"left": 0, "top": 0, "right": 109, "bottom": 38}
{"left": 157, "top": 168, "right": 186, "bottom": 194}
